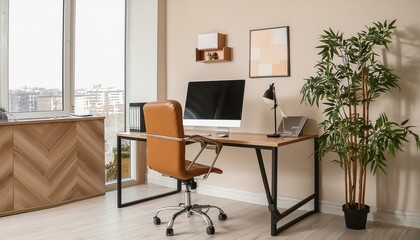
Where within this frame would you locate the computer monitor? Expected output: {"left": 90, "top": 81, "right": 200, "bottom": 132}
{"left": 183, "top": 79, "right": 245, "bottom": 129}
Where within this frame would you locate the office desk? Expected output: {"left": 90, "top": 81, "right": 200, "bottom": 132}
{"left": 116, "top": 132, "right": 318, "bottom": 236}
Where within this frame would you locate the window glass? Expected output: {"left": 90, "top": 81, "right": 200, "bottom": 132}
{"left": 74, "top": 0, "right": 126, "bottom": 182}
{"left": 8, "top": 0, "right": 64, "bottom": 113}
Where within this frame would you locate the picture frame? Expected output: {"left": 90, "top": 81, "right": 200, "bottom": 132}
{"left": 249, "top": 26, "right": 290, "bottom": 78}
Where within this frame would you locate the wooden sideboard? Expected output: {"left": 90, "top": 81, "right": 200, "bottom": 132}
{"left": 0, "top": 117, "right": 105, "bottom": 216}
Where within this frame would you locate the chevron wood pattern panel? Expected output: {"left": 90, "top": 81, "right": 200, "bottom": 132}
{"left": 76, "top": 120, "right": 105, "bottom": 197}
{"left": 13, "top": 122, "right": 78, "bottom": 210}
{"left": 11, "top": 119, "right": 105, "bottom": 212}
{"left": 0, "top": 126, "right": 14, "bottom": 213}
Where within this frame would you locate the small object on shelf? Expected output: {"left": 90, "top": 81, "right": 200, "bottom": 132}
{"left": 195, "top": 33, "right": 232, "bottom": 63}
{"left": 195, "top": 47, "right": 232, "bottom": 62}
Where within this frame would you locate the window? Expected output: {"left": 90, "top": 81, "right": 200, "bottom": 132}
{"left": 0, "top": 0, "right": 127, "bottom": 185}
{"left": 1, "top": 0, "right": 68, "bottom": 118}
{"left": 74, "top": 0, "right": 127, "bottom": 183}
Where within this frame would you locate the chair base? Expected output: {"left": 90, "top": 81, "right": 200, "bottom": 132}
{"left": 152, "top": 179, "right": 227, "bottom": 236}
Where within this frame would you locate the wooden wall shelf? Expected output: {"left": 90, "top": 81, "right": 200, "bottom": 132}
{"left": 196, "top": 33, "right": 232, "bottom": 63}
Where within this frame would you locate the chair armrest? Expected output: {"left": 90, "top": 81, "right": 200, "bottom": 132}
{"left": 144, "top": 133, "right": 223, "bottom": 180}
{"left": 143, "top": 133, "right": 187, "bottom": 142}
{"left": 186, "top": 135, "right": 223, "bottom": 180}
{"left": 188, "top": 135, "right": 223, "bottom": 154}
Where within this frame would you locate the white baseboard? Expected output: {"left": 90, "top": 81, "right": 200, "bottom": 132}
{"left": 318, "top": 200, "right": 420, "bottom": 228}
{"left": 147, "top": 171, "right": 178, "bottom": 187}
{"left": 147, "top": 175, "right": 420, "bottom": 229}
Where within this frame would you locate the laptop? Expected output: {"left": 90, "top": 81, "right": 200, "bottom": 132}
{"left": 278, "top": 116, "right": 308, "bottom": 137}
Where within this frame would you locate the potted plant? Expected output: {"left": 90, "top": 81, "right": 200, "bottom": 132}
{"left": 300, "top": 20, "right": 420, "bottom": 229}
{"left": 0, "top": 107, "right": 7, "bottom": 121}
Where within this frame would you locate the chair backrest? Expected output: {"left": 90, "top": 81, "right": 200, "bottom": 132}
{"left": 143, "top": 100, "right": 190, "bottom": 179}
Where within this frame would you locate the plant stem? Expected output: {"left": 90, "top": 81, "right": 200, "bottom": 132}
{"left": 352, "top": 76, "right": 358, "bottom": 205}
{"left": 358, "top": 66, "right": 367, "bottom": 210}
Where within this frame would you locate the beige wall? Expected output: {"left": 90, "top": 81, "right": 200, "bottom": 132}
{"left": 165, "top": 0, "right": 420, "bottom": 219}
{"left": 126, "top": 0, "right": 166, "bottom": 127}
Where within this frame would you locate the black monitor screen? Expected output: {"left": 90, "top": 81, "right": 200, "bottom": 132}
{"left": 184, "top": 80, "right": 245, "bottom": 123}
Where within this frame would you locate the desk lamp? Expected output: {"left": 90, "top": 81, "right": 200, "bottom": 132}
{"left": 263, "top": 83, "right": 285, "bottom": 138}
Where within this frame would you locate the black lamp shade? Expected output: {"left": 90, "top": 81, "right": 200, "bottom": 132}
{"left": 262, "top": 84, "right": 275, "bottom": 104}
{"left": 263, "top": 89, "right": 274, "bottom": 103}
{"left": 264, "top": 88, "right": 274, "bottom": 98}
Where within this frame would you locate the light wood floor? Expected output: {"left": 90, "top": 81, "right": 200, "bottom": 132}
{"left": 0, "top": 184, "right": 419, "bottom": 240}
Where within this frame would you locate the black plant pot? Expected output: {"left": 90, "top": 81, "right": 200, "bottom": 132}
{"left": 342, "top": 204, "right": 370, "bottom": 230}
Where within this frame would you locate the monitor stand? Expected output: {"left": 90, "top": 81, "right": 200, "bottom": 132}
{"left": 184, "top": 126, "right": 230, "bottom": 138}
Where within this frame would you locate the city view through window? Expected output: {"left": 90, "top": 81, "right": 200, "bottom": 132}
{"left": 74, "top": 85, "right": 127, "bottom": 182}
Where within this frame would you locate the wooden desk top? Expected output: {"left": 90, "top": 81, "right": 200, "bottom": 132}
{"left": 117, "top": 131, "right": 317, "bottom": 148}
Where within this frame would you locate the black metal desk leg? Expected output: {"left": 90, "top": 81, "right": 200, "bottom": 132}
{"left": 255, "top": 148, "right": 281, "bottom": 236}
{"left": 314, "top": 137, "right": 320, "bottom": 212}
{"left": 116, "top": 137, "right": 182, "bottom": 208}
{"left": 255, "top": 148, "right": 275, "bottom": 208}
{"left": 270, "top": 148, "right": 279, "bottom": 236}
{"left": 256, "top": 141, "right": 319, "bottom": 236}
{"left": 117, "top": 136, "right": 122, "bottom": 207}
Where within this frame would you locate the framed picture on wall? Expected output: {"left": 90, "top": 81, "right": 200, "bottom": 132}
{"left": 249, "top": 26, "right": 290, "bottom": 78}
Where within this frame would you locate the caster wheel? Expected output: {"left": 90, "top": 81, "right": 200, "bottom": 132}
{"left": 206, "top": 226, "right": 215, "bottom": 235}
{"left": 166, "top": 228, "right": 174, "bottom": 236}
{"left": 153, "top": 216, "right": 161, "bottom": 225}
{"left": 218, "top": 213, "right": 227, "bottom": 221}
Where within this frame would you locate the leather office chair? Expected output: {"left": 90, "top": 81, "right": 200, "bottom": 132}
{"left": 143, "top": 100, "right": 227, "bottom": 236}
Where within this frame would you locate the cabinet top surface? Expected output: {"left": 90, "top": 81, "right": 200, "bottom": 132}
{"left": 0, "top": 116, "right": 105, "bottom": 126}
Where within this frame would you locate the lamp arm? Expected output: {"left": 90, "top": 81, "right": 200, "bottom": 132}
{"left": 272, "top": 87, "right": 287, "bottom": 135}
{"left": 273, "top": 105, "right": 278, "bottom": 134}
{"left": 272, "top": 86, "right": 287, "bottom": 118}
{"left": 272, "top": 89, "right": 278, "bottom": 134}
